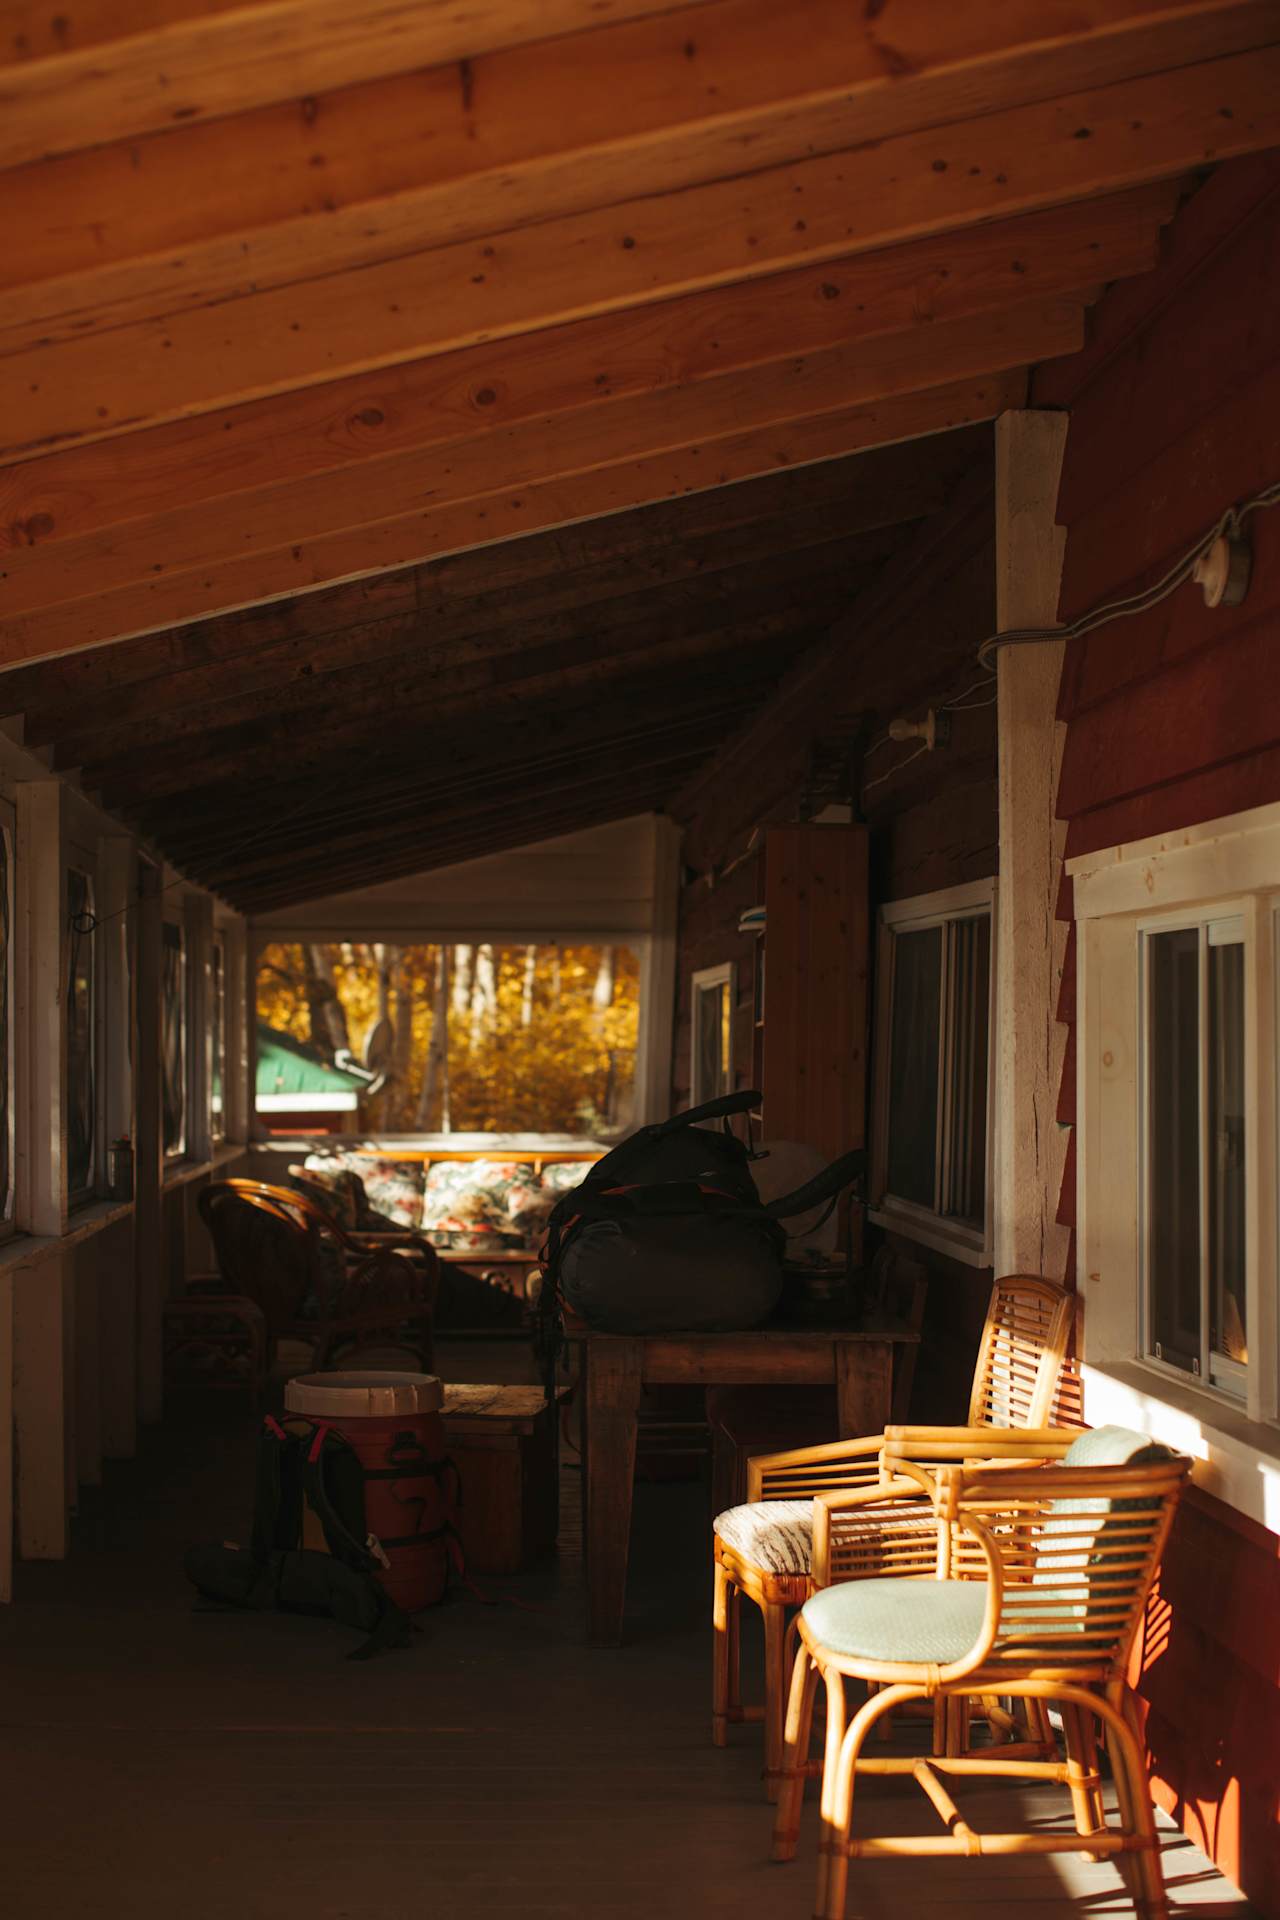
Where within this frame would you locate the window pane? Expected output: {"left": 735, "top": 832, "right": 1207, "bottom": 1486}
{"left": 67, "top": 869, "right": 95, "bottom": 1195}
{"left": 162, "top": 923, "right": 187, "bottom": 1158}
{"left": 1148, "top": 928, "right": 1202, "bottom": 1373}
{"left": 696, "top": 982, "right": 727, "bottom": 1100}
{"left": 944, "top": 914, "right": 991, "bottom": 1226}
{"left": 886, "top": 925, "right": 942, "bottom": 1208}
{"left": 210, "top": 940, "right": 226, "bottom": 1140}
{"left": 1208, "top": 940, "right": 1247, "bottom": 1364}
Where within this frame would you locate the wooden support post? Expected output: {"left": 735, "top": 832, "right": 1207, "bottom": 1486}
{"left": 0, "top": 1271, "right": 12, "bottom": 1601}
{"left": 73, "top": 1238, "right": 102, "bottom": 1489}
{"left": 994, "top": 410, "right": 1072, "bottom": 1283}
{"left": 98, "top": 1216, "right": 137, "bottom": 1458}
{"left": 11, "top": 781, "right": 72, "bottom": 1559}
{"left": 134, "top": 860, "right": 164, "bottom": 1423}
{"left": 13, "top": 1252, "right": 70, "bottom": 1559}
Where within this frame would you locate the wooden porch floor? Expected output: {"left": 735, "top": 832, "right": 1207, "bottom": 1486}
{"left": 0, "top": 1341, "right": 1258, "bottom": 1920}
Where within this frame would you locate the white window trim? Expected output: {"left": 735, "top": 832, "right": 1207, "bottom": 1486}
{"left": 1072, "top": 800, "right": 1280, "bottom": 1533}
{"left": 869, "top": 876, "right": 997, "bottom": 1268}
{"left": 65, "top": 839, "right": 101, "bottom": 1208}
{"left": 690, "top": 962, "right": 736, "bottom": 1106}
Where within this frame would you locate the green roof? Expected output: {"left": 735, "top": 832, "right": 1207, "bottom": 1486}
{"left": 256, "top": 1023, "right": 369, "bottom": 1098}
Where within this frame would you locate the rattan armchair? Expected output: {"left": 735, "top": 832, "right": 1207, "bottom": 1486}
{"left": 198, "top": 1180, "right": 437, "bottom": 1372}
{"left": 712, "top": 1273, "right": 1075, "bottom": 1791}
{"left": 771, "top": 1425, "right": 1190, "bottom": 1919}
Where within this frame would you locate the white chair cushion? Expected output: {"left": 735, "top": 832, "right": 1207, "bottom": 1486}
{"left": 714, "top": 1500, "right": 813, "bottom": 1574}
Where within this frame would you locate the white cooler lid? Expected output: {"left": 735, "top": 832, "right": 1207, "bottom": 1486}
{"left": 284, "top": 1370, "right": 443, "bottom": 1417}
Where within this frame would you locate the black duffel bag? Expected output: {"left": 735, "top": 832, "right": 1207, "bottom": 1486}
{"left": 538, "top": 1093, "right": 864, "bottom": 1344}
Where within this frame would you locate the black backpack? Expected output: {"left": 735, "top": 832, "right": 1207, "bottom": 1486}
{"left": 535, "top": 1093, "right": 865, "bottom": 1363}
{"left": 184, "top": 1416, "right": 413, "bottom": 1659}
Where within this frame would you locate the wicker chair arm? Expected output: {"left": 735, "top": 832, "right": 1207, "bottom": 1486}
{"left": 746, "top": 1431, "right": 887, "bottom": 1503}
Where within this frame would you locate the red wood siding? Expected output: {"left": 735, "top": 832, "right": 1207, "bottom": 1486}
{"left": 1036, "top": 155, "right": 1280, "bottom": 1916}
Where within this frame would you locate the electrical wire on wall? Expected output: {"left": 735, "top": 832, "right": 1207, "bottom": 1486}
{"left": 860, "top": 479, "right": 1280, "bottom": 803}
{"left": 976, "top": 480, "right": 1280, "bottom": 672}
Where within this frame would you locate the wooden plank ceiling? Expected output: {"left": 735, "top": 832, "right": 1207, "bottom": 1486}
{"left": 1, "top": 0, "right": 1278, "bottom": 907}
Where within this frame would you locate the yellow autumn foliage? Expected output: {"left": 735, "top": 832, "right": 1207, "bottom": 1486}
{"left": 256, "top": 941, "right": 639, "bottom": 1135}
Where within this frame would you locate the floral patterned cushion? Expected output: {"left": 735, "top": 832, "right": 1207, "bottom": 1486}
{"left": 303, "top": 1150, "right": 425, "bottom": 1228}
{"left": 288, "top": 1163, "right": 362, "bottom": 1232}
{"left": 421, "top": 1160, "right": 531, "bottom": 1248}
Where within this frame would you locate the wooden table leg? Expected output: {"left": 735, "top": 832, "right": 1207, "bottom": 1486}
{"left": 834, "top": 1338, "right": 892, "bottom": 1438}
{"left": 584, "top": 1336, "right": 644, "bottom": 1645}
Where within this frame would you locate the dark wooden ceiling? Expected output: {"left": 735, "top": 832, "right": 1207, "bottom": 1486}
{"left": 2, "top": 429, "right": 987, "bottom": 908}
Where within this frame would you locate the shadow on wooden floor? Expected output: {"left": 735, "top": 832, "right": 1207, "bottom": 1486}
{"left": 0, "top": 1340, "right": 1260, "bottom": 1919}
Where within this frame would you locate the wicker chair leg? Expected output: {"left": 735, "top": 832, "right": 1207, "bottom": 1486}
{"left": 1114, "top": 1690, "right": 1169, "bottom": 1916}
{"left": 762, "top": 1600, "right": 788, "bottom": 1800}
{"left": 819, "top": 1684, "right": 901, "bottom": 1920}
{"left": 815, "top": 1666, "right": 848, "bottom": 1914}
{"left": 771, "top": 1647, "right": 818, "bottom": 1863}
{"left": 1061, "top": 1703, "right": 1107, "bottom": 1861}
{"left": 712, "top": 1558, "right": 733, "bottom": 1748}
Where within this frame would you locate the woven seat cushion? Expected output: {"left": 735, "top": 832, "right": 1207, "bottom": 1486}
{"left": 714, "top": 1501, "right": 813, "bottom": 1574}
{"left": 802, "top": 1577, "right": 989, "bottom": 1665}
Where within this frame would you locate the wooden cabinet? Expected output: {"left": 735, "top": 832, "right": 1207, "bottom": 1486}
{"left": 751, "top": 824, "right": 868, "bottom": 1160}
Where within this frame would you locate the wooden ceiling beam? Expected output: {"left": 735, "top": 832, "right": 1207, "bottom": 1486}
{"left": 30, "top": 517, "right": 904, "bottom": 755}
{"left": 7, "top": 0, "right": 1266, "bottom": 342}
{"left": 1, "top": 432, "right": 976, "bottom": 730}
{"left": 89, "top": 620, "right": 797, "bottom": 807}
{"left": 55, "top": 534, "right": 886, "bottom": 773}
{"left": 145, "top": 692, "right": 775, "bottom": 871}
{"left": 6, "top": 1, "right": 1269, "bottom": 348}
{"left": 1, "top": 323, "right": 1048, "bottom": 664}
{"left": 120, "top": 673, "right": 772, "bottom": 845}
{"left": 227, "top": 774, "right": 704, "bottom": 913}
{"left": 195, "top": 731, "right": 723, "bottom": 892}
{"left": 0, "top": 0, "right": 703, "bottom": 168}
{"left": 1, "top": 187, "right": 1162, "bottom": 561}
{"left": 10, "top": 40, "right": 1261, "bottom": 461}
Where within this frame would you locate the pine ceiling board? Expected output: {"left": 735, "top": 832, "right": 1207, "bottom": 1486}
{"left": 223, "top": 760, "right": 716, "bottom": 907}
{"left": 96, "top": 641, "right": 788, "bottom": 812}
{"left": 3, "top": 433, "right": 969, "bottom": 733}
{"left": 194, "top": 728, "right": 729, "bottom": 893}
{"left": 10, "top": 47, "right": 1267, "bottom": 459}
{"left": 4, "top": 0, "right": 1269, "bottom": 349}
{"left": 48, "top": 529, "right": 896, "bottom": 770}
{"left": 77, "top": 599, "right": 842, "bottom": 805}
{"left": 1, "top": 373, "right": 1024, "bottom": 668}
{"left": 2, "top": 186, "right": 1163, "bottom": 567}
{"left": 1, "top": 291, "right": 1081, "bottom": 643}
{"left": 148, "top": 700, "right": 756, "bottom": 870}
{"left": 0, "top": 0, "right": 708, "bottom": 166}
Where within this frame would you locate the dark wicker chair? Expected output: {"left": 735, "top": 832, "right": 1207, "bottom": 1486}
{"left": 197, "top": 1179, "right": 437, "bottom": 1372}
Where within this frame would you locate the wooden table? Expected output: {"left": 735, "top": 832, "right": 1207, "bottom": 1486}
{"left": 576, "top": 1321, "right": 917, "bottom": 1645}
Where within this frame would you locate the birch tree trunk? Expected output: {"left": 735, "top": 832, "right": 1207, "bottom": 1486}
{"left": 417, "top": 945, "right": 452, "bottom": 1131}
{"left": 452, "top": 944, "right": 474, "bottom": 1022}
{"left": 471, "top": 943, "right": 497, "bottom": 1051}
{"left": 592, "top": 947, "right": 616, "bottom": 1017}
{"left": 521, "top": 944, "right": 537, "bottom": 1028}
{"left": 305, "top": 944, "right": 350, "bottom": 1056}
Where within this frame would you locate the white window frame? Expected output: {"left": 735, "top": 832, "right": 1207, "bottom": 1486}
{"left": 869, "top": 877, "right": 997, "bottom": 1267}
{"left": 65, "top": 844, "right": 101, "bottom": 1208}
{"left": 161, "top": 912, "right": 189, "bottom": 1164}
{"left": 1073, "top": 801, "right": 1280, "bottom": 1535}
{"left": 689, "top": 962, "right": 736, "bottom": 1106}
